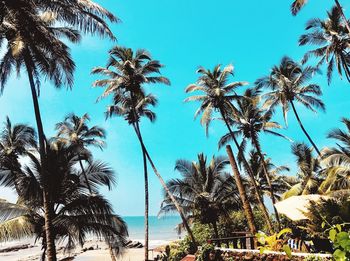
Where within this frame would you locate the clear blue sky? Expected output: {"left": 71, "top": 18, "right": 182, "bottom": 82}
{"left": 1, "top": 0, "right": 349, "bottom": 216}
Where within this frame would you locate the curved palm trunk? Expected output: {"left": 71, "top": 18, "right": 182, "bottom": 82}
{"left": 131, "top": 121, "right": 150, "bottom": 261}
{"left": 142, "top": 149, "right": 149, "bottom": 261}
{"left": 250, "top": 136, "right": 281, "bottom": 230}
{"left": 226, "top": 145, "right": 257, "bottom": 235}
{"left": 335, "top": 0, "right": 350, "bottom": 35}
{"left": 25, "top": 55, "right": 57, "bottom": 261}
{"left": 290, "top": 100, "right": 321, "bottom": 156}
{"left": 219, "top": 108, "right": 274, "bottom": 234}
{"left": 133, "top": 123, "right": 150, "bottom": 260}
{"left": 132, "top": 123, "right": 197, "bottom": 245}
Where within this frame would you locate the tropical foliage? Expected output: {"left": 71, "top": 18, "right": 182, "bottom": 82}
{"left": 93, "top": 45, "right": 197, "bottom": 256}
{"left": 300, "top": 6, "right": 350, "bottom": 84}
{"left": 160, "top": 154, "right": 242, "bottom": 238}
{"left": 0, "top": 119, "right": 128, "bottom": 258}
{"left": 2, "top": 1, "right": 350, "bottom": 260}
{"left": 185, "top": 64, "right": 275, "bottom": 232}
{"left": 256, "top": 56, "right": 324, "bottom": 156}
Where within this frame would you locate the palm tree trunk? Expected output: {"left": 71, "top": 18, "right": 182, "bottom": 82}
{"left": 109, "top": 245, "right": 117, "bottom": 261}
{"left": 142, "top": 149, "right": 149, "bottom": 261}
{"left": 334, "top": 0, "right": 350, "bottom": 35}
{"left": 251, "top": 136, "right": 281, "bottom": 230}
{"left": 290, "top": 100, "right": 321, "bottom": 156}
{"left": 219, "top": 108, "right": 274, "bottom": 234}
{"left": 132, "top": 123, "right": 197, "bottom": 246}
{"left": 78, "top": 154, "right": 93, "bottom": 194}
{"left": 226, "top": 145, "right": 257, "bottom": 235}
{"left": 24, "top": 55, "right": 57, "bottom": 261}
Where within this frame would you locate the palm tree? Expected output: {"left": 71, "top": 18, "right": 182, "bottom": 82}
{"left": 321, "top": 118, "right": 350, "bottom": 193}
{"left": 0, "top": 2, "right": 117, "bottom": 259}
{"left": 92, "top": 46, "right": 196, "bottom": 257}
{"left": 290, "top": 0, "right": 350, "bottom": 34}
{"left": 218, "top": 88, "right": 290, "bottom": 228}
{"left": 185, "top": 64, "right": 275, "bottom": 233}
{"left": 256, "top": 56, "right": 325, "bottom": 156}
{"left": 55, "top": 113, "right": 106, "bottom": 194}
{"left": 283, "top": 142, "right": 322, "bottom": 199}
{"left": 299, "top": 6, "right": 350, "bottom": 84}
{"left": 0, "top": 10, "right": 78, "bottom": 259}
{"left": 1, "top": 0, "right": 118, "bottom": 40}
{"left": 0, "top": 140, "right": 128, "bottom": 259}
{"left": 160, "top": 153, "right": 242, "bottom": 239}
{"left": 104, "top": 91, "right": 157, "bottom": 260}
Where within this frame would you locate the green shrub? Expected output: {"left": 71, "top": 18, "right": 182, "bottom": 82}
{"left": 167, "top": 222, "right": 213, "bottom": 260}
{"left": 304, "top": 255, "right": 327, "bottom": 261}
{"left": 327, "top": 224, "right": 350, "bottom": 261}
{"left": 305, "top": 196, "right": 350, "bottom": 237}
{"left": 218, "top": 209, "right": 272, "bottom": 236}
{"left": 196, "top": 243, "right": 223, "bottom": 261}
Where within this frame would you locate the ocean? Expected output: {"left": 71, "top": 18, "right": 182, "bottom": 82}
{"left": 124, "top": 216, "right": 183, "bottom": 247}
{"left": 0, "top": 216, "right": 183, "bottom": 251}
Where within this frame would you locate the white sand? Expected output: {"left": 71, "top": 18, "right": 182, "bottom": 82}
{"left": 0, "top": 240, "right": 162, "bottom": 261}
{"left": 74, "top": 248, "right": 160, "bottom": 261}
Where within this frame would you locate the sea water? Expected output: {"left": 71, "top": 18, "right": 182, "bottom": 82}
{"left": 123, "top": 216, "right": 183, "bottom": 247}
{"left": 0, "top": 216, "right": 184, "bottom": 250}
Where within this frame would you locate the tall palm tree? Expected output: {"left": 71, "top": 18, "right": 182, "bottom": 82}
{"left": 55, "top": 113, "right": 106, "bottom": 194}
{"left": 0, "top": 10, "right": 78, "bottom": 260}
{"left": 290, "top": 0, "right": 350, "bottom": 35}
{"left": 0, "top": 140, "right": 127, "bottom": 258}
{"left": 0, "top": 2, "right": 117, "bottom": 260}
{"left": 92, "top": 46, "right": 196, "bottom": 258}
{"left": 256, "top": 56, "right": 325, "bottom": 156}
{"left": 185, "top": 64, "right": 275, "bottom": 233}
{"left": 282, "top": 142, "right": 322, "bottom": 199}
{"left": 160, "top": 153, "right": 242, "bottom": 239}
{"left": 104, "top": 91, "right": 157, "bottom": 260}
{"left": 299, "top": 6, "right": 350, "bottom": 84}
{"left": 321, "top": 118, "right": 350, "bottom": 193}
{"left": 218, "top": 88, "right": 290, "bottom": 228}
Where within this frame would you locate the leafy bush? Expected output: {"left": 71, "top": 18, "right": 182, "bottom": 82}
{"left": 191, "top": 222, "right": 214, "bottom": 245}
{"left": 327, "top": 224, "right": 350, "bottom": 261}
{"left": 304, "top": 256, "right": 326, "bottom": 261}
{"left": 218, "top": 209, "right": 269, "bottom": 235}
{"left": 256, "top": 228, "right": 293, "bottom": 258}
{"left": 167, "top": 222, "right": 213, "bottom": 260}
{"left": 196, "top": 243, "right": 224, "bottom": 261}
{"left": 305, "top": 196, "right": 350, "bottom": 237}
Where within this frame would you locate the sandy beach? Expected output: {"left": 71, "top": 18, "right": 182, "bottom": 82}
{"left": 0, "top": 240, "right": 163, "bottom": 261}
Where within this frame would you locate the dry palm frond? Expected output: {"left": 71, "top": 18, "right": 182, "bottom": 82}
{"left": 0, "top": 216, "right": 33, "bottom": 242}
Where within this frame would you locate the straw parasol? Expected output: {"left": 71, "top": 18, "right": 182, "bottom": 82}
{"left": 274, "top": 194, "right": 329, "bottom": 221}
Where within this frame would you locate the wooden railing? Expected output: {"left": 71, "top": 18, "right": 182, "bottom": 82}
{"left": 208, "top": 232, "right": 256, "bottom": 249}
